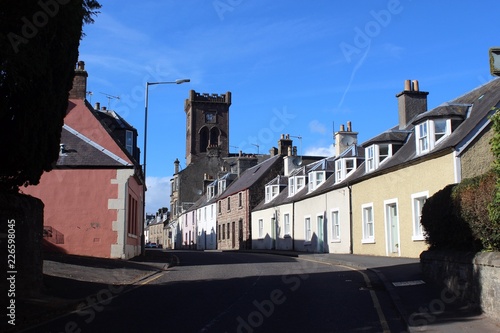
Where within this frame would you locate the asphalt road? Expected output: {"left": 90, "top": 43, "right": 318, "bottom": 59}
{"left": 24, "top": 251, "right": 408, "bottom": 333}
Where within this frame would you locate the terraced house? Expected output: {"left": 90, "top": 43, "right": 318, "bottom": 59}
{"left": 251, "top": 79, "right": 498, "bottom": 258}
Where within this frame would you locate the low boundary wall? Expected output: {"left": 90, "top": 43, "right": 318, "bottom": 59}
{"left": 420, "top": 250, "right": 500, "bottom": 322}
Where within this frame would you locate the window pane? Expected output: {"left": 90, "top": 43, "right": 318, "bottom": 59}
{"left": 379, "top": 144, "right": 390, "bottom": 162}
{"left": 434, "top": 119, "right": 447, "bottom": 142}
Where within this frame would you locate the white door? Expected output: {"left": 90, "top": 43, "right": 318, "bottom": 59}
{"left": 386, "top": 203, "right": 399, "bottom": 254}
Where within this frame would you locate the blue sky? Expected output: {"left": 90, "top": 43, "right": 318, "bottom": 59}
{"left": 78, "top": 0, "right": 499, "bottom": 213}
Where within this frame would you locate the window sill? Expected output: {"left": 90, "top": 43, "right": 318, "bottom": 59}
{"left": 412, "top": 236, "right": 425, "bottom": 241}
{"left": 304, "top": 241, "right": 311, "bottom": 246}
{"left": 361, "top": 239, "right": 375, "bottom": 244}
{"left": 330, "top": 239, "right": 341, "bottom": 243}
{"left": 127, "top": 234, "right": 138, "bottom": 239}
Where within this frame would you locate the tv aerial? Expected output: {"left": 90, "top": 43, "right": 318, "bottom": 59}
{"left": 99, "top": 92, "right": 120, "bottom": 109}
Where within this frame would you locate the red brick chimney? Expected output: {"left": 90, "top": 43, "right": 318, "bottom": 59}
{"left": 69, "top": 60, "right": 88, "bottom": 99}
{"left": 396, "top": 80, "right": 428, "bottom": 129}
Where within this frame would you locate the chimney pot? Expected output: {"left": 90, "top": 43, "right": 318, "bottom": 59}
{"left": 77, "top": 61, "right": 85, "bottom": 70}
{"left": 95, "top": 102, "right": 100, "bottom": 110}
{"left": 347, "top": 121, "right": 352, "bottom": 132}
{"left": 404, "top": 80, "right": 411, "bottom": 91}
{"left": 340, "top": 124, "right": 345, "bottom": 131}
{"left": 412, "top": 80, "right": 419, "bottom": 92}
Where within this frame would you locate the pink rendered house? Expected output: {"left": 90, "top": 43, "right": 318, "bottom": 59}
{"left": 24, "top": 61, "right": 144, "bottom": 259}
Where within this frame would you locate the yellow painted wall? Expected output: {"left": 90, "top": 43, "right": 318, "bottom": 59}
{"left": 352, "top": 153, "right": 456, "bottom": 258}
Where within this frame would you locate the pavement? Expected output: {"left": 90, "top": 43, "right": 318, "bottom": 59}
{"left": 7, "top": 250, "right": 500, "bottom": 333}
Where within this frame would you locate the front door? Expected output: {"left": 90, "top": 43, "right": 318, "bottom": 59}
{"left": 231, "top": 222, "right": 235, "bottom": 249}
{"left": 317, "top": 215, "right": 324, "bottom": 253}
{"left": 386, "top": 203, "right": 399, "bottom": 254}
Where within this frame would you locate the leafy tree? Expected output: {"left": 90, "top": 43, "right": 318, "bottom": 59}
{"left": 487, "top": 108, "right": 500, "bottom": 250}
{"left": 0, "top": 0, "right": 101, "bottom": 192}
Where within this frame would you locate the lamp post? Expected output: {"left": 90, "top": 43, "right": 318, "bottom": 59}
{"left": 141, "top": 78, "right": 190, "bottom": 255}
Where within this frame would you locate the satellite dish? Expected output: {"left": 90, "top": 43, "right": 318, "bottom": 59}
{"left": 194, "top": 189, "right": 203, "bottom": 195}
{"left": 292, "top": 157, "right": 303, "bottom": 166}
{"left": 341, "top": 136, "right": 356, "bottom": 146}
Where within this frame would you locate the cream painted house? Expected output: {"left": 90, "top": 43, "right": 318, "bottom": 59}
{"left": 349, "top": 79, "right": 500, "bottom": 258}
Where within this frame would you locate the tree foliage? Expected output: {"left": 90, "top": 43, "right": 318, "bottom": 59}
{"left": 487, "top": 108, "right": 500, "bottom": 250}
{"left": 0, "top": 0, "right": 101, "bottom": 192}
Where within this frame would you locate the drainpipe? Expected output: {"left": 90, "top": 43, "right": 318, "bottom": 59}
{"left": 348, "top": 183, "right": 353, "bottom": 254}
{"left": 292, "top": 201, "right": 295, "bottom": 251}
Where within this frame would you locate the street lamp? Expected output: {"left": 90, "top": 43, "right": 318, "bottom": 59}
{"left": 141, "top": 78, "right": 190, "bottom": 255}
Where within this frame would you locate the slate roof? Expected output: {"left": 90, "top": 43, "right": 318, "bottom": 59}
{"left": 218, "top": 154, "right": 282, "bottom": 200}
{"left": 348, "top": 78, "right": 500, "bottom": 183}
{"left": 57, "top": 125, "right": 132, "bottom": 167}
{"left": 361, "top": 128, "right": 411, "bottom": 147}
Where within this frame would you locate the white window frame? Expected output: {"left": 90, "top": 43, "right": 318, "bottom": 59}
{"left": 258, "top": 219, "right": 264, "bottom": 238}
{"left": 265, "top": 185, "right": 279, "bottom": 203}
{"left": 218, "top": 180, "right": 226, "bottom": 194}
{"left": 336, "top": 158, "right": 357, "bottom": 184}
{"left": 331, "top": 209, "right": 340, "bottom": 242}
{"left": 366, "top": 145, "right": 375, "bottom": 172}
{"left": 361, "top": 203, "right": 375, "bottom": 243}
{"left": 296, "top": 176, "right": 305, "bottom": 191}
{"left": 411, "top": 191, "right": 428, "bottom": 241}
{"left": 304, "top": 216, "right": 312, "bottom": 242}
{"left": 433, "top": 119, "right": 450, "bottom": 145}
{"left": 288, "top": 177, "right": 295, "bottom": 196}
{"left": 416, "top": 121, "right": 430, "bottom": 155}
{"left": 378, "top": 143, "right": 391, "bottom": 165}
{"left": 308, "top": 171, "right": 326, "bottom": 192}
{"left": 283, "top": 213, "right": 290, "bottom": 236}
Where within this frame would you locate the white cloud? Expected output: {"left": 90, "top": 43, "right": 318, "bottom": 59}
{"left": 305, "top": 144, "right": 335, "bottom": 157}
{"left": 145, "top": 176, "right": 170, "bottom": 214}
{"left": 309, "top": 120, "right": 327, "bottom": 134}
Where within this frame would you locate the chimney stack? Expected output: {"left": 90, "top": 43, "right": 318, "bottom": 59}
{"left": 69, "top": 60, "right": 88, "bottom": 100}
{"left": 277, "top": 134, "right": 293, "bottom": 156}
{"left": 334, "top": 122, "right": 358, "bottom": 157}
{"left": 396, "top": 79, "right": 428, "bottom": 129}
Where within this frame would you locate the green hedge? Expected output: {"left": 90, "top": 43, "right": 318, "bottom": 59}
{"left": 421, "top": 169, "right": 500, "bottom": 252}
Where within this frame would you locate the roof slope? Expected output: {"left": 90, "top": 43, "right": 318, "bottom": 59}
{"left": 57, "top": 125, "right": 132, "bottom": 167}
{"left": 349, "top": 78, "right": 500, "bottom": 182}
{"left": 218, "top": 155, "right": 282, "bottom": 200}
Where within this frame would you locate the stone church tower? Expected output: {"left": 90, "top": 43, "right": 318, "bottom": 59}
{"left": 184, "top": 90, "right": 231, "bottom": 165}
{"left": 170, "top": 90, "right": 232, "bottom": 220}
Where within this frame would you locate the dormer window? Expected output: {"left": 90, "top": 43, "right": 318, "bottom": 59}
{"left": 207, "top": 185, "right": 215, "bottom": 200}
{"left": 125, "top": 130, "right": 133, "bottom": 155}
{"left": 288, "top": 175, "right": 305, "bottom": 197}
{"left": 335, "top": 158, "right": 356, "bottom": 183}
{"left": 308, "top": 171, "right": 325, "bottom": 192}
{"left": 415, "top": 119, "right": 451, "bottom": 155}
{"left": 365, "top": 144, "right": 393, "bottom": 173}
{"left": 265, "top": 185, "right": 280, "bottom": 203}
{"left": 218, "top": 180, "right": 226, "bottom": 194}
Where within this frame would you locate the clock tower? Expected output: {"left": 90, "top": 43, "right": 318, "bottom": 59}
{"left": 184, "top": 90, "right": 231, "bottom": 165}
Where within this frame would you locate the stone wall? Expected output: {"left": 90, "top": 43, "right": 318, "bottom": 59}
{"left": 420, "top": 250, "right": 500, "bottom": 322}
{"left": 0, "top": 193, "right": 44, "bottom": 298}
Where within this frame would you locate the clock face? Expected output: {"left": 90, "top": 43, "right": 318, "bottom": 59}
{"left": 205, "top": 112, "right": 216, "bottom": 123}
